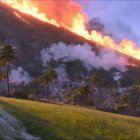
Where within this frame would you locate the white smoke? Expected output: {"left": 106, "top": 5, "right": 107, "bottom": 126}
{"left": 41, "top": 42, "right": 126, "bottom": 71}
{"left": 9, "top": 67, "right": 32, "bottom": 84}
{"left": 114, "top": 72, "right": 122, "bottom": 81}
{"left": 55, "top": 66, "right": 69, "bottom": 81}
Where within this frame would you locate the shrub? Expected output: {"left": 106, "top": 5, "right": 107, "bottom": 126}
{"left": 28, "top": 93, "right": 36, "bottom": 101}
{"left": 87, "top": 99, "right": 94, "bottom": 106}
{"left": 11, "top": 89, "right": 27, "bottom": 99}
{"left": 115, "top": 104, "right": 126, "bottom": 112}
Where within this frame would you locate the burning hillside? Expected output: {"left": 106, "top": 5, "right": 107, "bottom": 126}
{"left": 0, "top": 2, "right": 98, "bottom": 78}
{"left": 0, "top": 1, "right": 140, "bottom": 85}
{"left": 1, "top": 0, "right": 140, "bottom": 61}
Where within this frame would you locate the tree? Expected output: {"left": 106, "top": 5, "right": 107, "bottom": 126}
{"left": 0, "top": 59, "right": 6, "bottom": 82}
{"left": 88, "top": 76, "right": 103, "bottom": 88}
{"left": 78, "top": 85, "right": 90, "bottom": 105}
{"left": 47, "top": 69, "right": 58, "bottom": 96}
{"left": 40, "top": 73, "right": 51, "bottom": 99}
{"left": 0, "top": 71, "right": 6, "bottom": 81}
{"left": 73, "top": 93, "right": 82, "bottom": 105}
{"left": 86, "top": 76, "right": 104, "bottom": 106}
{"left": 26, "top": 78, "right": 42, "bottom": 97}
{"left": 0, "top": 44, "right": 16, "bottom": 96}
{"left": 0, "top": 71, "right": 6, "bottom": 95}
{"left": 47, "top": 69, "right": 58, "bottom": 83}
{"left": 40, "top": 69, "right": 58, "bottom": 99}
{"left": 86, "top": 76, "right": 103, "bottom": 95}
{"left": 123, "top": 85, "right": 140, "bottom": 111}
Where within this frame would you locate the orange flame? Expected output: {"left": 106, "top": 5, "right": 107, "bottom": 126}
{"left": 1, "top": 0, "right": 140, "bottom": 60}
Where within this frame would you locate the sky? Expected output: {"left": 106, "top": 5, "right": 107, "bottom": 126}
{"left": 75, "top": 0, "right": 140, "bottom": 46}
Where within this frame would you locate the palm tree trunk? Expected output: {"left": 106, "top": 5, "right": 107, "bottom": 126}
{"left": 73, "top": 94, "right": 75, "bottom": 105}
{"left": 46, "top": 84, "right": 49, "bottom": 99}
{"left": 46, "top": 86, "right": 48, "bottom": 99}
{"left": 51, "top": 82, "right": 53, "bottom": 99}
{"left": 84, "top": 96, "right": 86, "bottom": 105}
{"left": 40, "top": 85, "right": 43, "bottom": 98}
{"left": 6, "top": 61, "right": 9, "bottom": 96}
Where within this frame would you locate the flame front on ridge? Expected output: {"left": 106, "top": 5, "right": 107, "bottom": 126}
{"left": 1, "top": 0, "right": 140, "bottom": 60}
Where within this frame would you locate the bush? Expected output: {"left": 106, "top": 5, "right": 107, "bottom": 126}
{"left": 115, "top": 104, "right": 126, "bottom": 112}
{"left": 11, "top": 89, "right": 27, "bottom": 99}
{"left": 28, "top": 94, "right": 36, "bottom": 101}
{"left": 87, "top": 99, "right": 94, "bottom": 106}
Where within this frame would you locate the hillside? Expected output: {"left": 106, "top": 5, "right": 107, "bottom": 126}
{"left": 0, "top": 3, "right": 99, "bottom": 77}
{"left": 1, "top": 2, "right": 140, "bottom": 96}
{"left": 0, "top": 3, "right": 140, "bottom": 79}
{"left": 0, "top": 97, "right": 140, "bottom": 140}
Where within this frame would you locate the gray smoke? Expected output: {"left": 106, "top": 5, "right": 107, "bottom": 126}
{"left": 87, "top": 18, "right": 138, "bottom": 45}
{"left": 87, "top": 17, "right": 105, "bottom": 33}
{"left": 55, "top": 65, "right": 69, "bottom": 81}
{"left": 103, "top": 20, "right": 139, "bottom": 44}
{"left": 9, "top": 67, "right": 32, "bottom": 84}
{"left": 41, "top": 42, "right": 126, "bottom": 71}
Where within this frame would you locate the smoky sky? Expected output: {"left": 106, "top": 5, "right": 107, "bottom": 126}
{"left": 75, "top": 0, "right": 140, "bottom": 46}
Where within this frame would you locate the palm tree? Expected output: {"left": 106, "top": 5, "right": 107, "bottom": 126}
{"left": 47, "top": 69, "right": 58, "bottom": 97}
{"left": 47, "top": 69, "right": 58, "bottom": 83}
{"left": 89, "top": 76, "right": 103, "bottom": 88}
{"left": 0, "top": 44, "right": 16, "bottom": 96}
{"left": 78, "top": 85, "right": 90, "bottom": 105}
{"left": 0, "top": 71, "right": 6, "bottom": 96}
{"left": 0, "top": 71, "right": 6, "bottom": 81}
{"left": 40, "top": 73, "right": 51, "bottom": 99}
{"left": 86, "top": 76, "right": 104, "bottom": 105}
{"left": 40, "top": 70, "right": 58, "bottom": 99}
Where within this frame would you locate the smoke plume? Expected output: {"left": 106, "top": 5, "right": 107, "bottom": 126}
{"left": 9, "top": 67, "right": 32, "bottom": 84}
{"left": 103, "top": 20, "right": 139, "bottom": 44}
{"left": 87, "top": 17, "right": 104, "bottom": 33}
{"left": 41, "top": 42, "right": 126, "bottom": 71}
{"left": 55, "top": 66, "right": 69, "bottom": 81}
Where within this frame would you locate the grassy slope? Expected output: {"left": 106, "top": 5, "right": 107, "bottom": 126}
{"left": 0, "top": 98, "right": 140, "bottom": 140}
{"left": 0, "top": 135, "right": 5, "bottom": 140}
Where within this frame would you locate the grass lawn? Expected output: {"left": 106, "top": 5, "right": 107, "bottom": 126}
{"left": 0, "top": 97, "right": 140, "bottom": 140}
{"left": 0, "top": 135, "right": 5, "bottom": 140}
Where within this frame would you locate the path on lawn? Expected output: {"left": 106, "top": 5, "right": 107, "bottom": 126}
{"left": 0, "top": 108, "right": 41, "bottom": 140}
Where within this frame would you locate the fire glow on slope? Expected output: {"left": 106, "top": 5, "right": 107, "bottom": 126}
{"left": 1, "top": 0, "right": 140, "bottom": 60}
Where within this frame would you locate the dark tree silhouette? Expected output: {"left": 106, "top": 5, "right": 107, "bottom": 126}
{"left": 0, "top": 44, "right": 16, "bottom": 96}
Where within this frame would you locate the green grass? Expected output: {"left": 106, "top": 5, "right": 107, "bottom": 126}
{"left": 0, "top": 97, "right": 140, "bottom": 140}
{"left": 0, "top": 134, "right": 5, "bottom": 140}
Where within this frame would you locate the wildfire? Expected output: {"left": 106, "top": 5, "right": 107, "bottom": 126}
{"left": 11, "top": 79, "right": 15, "bottom": 84}
{"left": 1, "top": 0, "right": 140, "bottom": 60}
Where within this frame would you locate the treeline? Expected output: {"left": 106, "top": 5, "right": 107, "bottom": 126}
{"left": 0, "top": 44, "right": 140, "bottom": 116}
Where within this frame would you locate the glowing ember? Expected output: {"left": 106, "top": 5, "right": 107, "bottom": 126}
{"left": 1, "top": 0, "right": 140, "bottom": 60}
{"left": 11, "top": 80, "right": 15, "bottom": 84}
